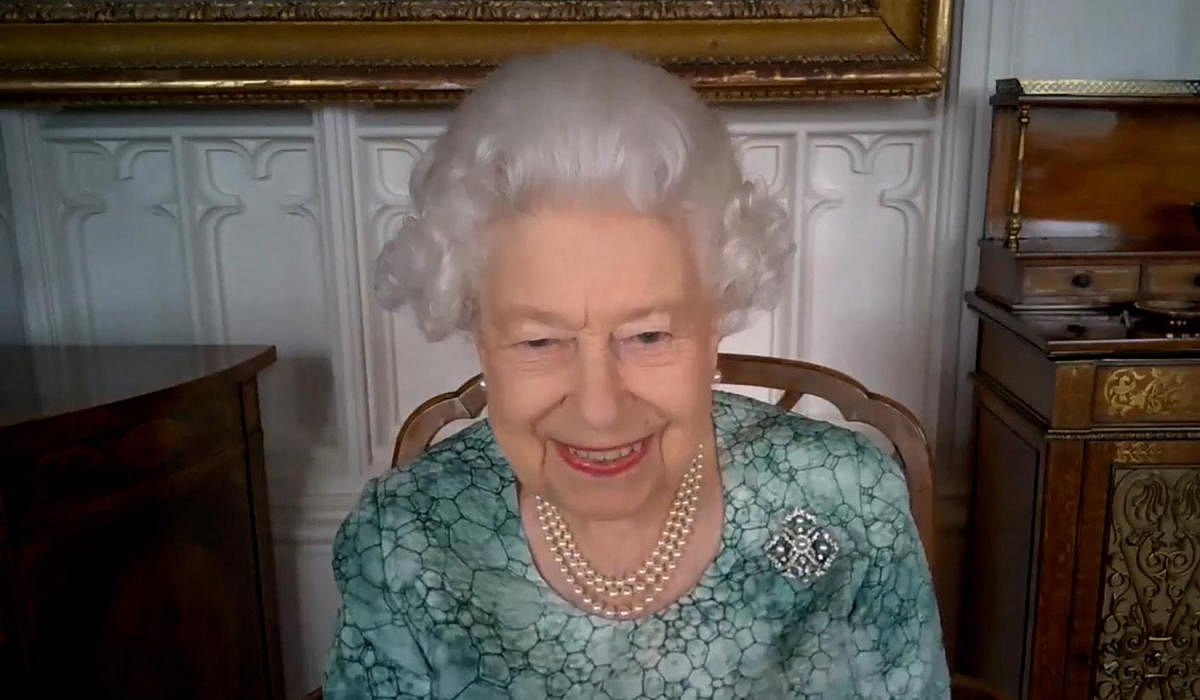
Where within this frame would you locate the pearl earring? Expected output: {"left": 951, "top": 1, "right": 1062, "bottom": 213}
{"left": 479, "top": 377, "right": 487, "bottom": 390}
{"left": 712, "top": 369, "right": 723, "bottom": 384}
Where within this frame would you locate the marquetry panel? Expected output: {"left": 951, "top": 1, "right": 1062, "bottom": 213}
{"left": 1094, "top": 365, "right": 1200, "bottom": 423}
{"left": 1065, "top": 441, "right": 1200, "bottom": 700}
{"left": 1093, "top": 465, "right": 1200, "bottom": 699}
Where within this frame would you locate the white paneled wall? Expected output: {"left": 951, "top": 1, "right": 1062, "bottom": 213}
{"left": 1013, "top": 0, "right": 1200, "bottom": 80}
{"left": 0, "top": 134, "right": 20, "bottom": 343}
{"left": 1, "top": 101, "right": 948, "bottom": 694}
{"left": 802, "top": 129, "right": 937, "bottom": 418}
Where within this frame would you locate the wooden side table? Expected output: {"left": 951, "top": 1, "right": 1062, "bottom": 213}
{"left": 0, "top": 345, "right": 282, "bottom": 700}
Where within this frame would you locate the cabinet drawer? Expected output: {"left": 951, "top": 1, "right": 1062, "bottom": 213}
{"left": 1142, "top": 263, "right": 1200, "bottom": 300}
{"left": 1021, "top": 265, "right": 1139, "bottom": 303}
{"left": 1093, "top": 364, "right": 1200, "bottom": 423}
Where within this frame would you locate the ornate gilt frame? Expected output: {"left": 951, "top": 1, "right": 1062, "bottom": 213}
{"left": 0, "top": 0, "right": 951, "bottom": 105}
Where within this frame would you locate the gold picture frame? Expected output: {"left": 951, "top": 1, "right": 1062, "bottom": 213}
{"left": 0, "top": 0, "right": 951, "bottom": 105}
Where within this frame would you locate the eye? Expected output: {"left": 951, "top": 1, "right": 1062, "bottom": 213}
{"left": 632, "top": 331, "right": 670, "bottom": 345}
{"left": 521, "top": 338, "right": 560, "bottom": 349}
{"left": 505, "top": 336, "right": 574, "bottom": 370}
{"left": 616, "top": 330, "right": 676, "bottom": 365}
{"left": 513, "top": 337, "right": 576, "bottom": 358}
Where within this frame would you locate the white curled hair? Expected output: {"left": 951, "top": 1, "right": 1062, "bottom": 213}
{"left": 375, "top": 45, "right": 793, "bottom": 340}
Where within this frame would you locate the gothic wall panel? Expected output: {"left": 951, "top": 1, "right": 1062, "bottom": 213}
{"left": 48, "top": 138, "right": 190, "bottom": 343}
{"left": 802, "top": 130, "right": 934, "bottom": 421}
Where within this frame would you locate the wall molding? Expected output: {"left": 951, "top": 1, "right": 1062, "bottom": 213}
{"left": 2, "top": 112, "right": 56, "bottom": 343}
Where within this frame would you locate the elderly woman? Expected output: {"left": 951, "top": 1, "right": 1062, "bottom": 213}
{"left": 324, "top": 46, "right": 948, "bottom": 699}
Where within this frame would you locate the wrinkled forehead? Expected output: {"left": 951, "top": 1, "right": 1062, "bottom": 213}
{"left": 478, "top": 205, "right": 711, "bottom": 329}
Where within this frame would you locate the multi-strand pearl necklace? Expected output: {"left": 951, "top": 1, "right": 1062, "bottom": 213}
{"left": 534, "top": 444, "right": 705, "bottom": 619}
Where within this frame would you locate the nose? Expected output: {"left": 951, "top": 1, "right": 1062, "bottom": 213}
{"left": 575, "top": 337, "right": 623, "bottom": 430}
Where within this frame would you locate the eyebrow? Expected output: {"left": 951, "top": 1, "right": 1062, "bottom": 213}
{"left": 498, "top": 304, "right": 577, "bottom": 329}
{"left": 498, "top": 300, "right": 685, "bottom": 328}
{"left": 613, "top": 304, "right": 679, "bottom": 326}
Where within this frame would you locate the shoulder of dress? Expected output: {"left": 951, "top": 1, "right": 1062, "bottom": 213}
{"left": 376, "top": 419, "right": 504, "bottom": 486}
{"left": 357, "top": 420, "right": 513, "bottom": 533}
{"left": 720, "top": 399, "right": 902, "bottom": 522}
{"left": 346, "top": 421, "right": 521, "bottom": 595}
{"left": 718, "top": 392, "right": 882, "bottom": 462}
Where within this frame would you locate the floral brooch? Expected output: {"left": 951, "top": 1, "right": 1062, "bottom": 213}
{"left": 764, "top": 507, "right": 839, "bottom": 581}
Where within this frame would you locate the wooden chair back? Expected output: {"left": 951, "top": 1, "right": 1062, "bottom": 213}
{"left": 391, "top": 352, "right": 935, "bottom": 568}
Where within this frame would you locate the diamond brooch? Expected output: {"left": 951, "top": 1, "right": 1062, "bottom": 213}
{"left": 765, "top": 507, "right": 839, "bottom": 581}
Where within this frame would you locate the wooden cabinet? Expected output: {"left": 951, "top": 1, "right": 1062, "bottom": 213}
{"left": 962, "top": 79, "right": 1200, "bottom": 699}
{"left": 964, "top": 307, "right": 1200, "bottom": 699}
{"left": 0, "top": 345, "right": 282, "bottom": 700}
{"left": 961, "top": 304, "right": 1200, "bottom": 699}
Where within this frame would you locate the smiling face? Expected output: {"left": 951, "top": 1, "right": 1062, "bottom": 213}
{"left": 475, "top": 205, "right": 720, "bottom": 522}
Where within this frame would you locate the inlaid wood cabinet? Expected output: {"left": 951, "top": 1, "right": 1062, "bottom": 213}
{"left": 961, "top": 309, "right": 1200, "bottom": 699}
{"left": 961, "top": 79, "right": 1200, "bottom": 700}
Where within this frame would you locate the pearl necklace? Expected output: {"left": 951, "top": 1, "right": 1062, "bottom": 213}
{"left": 534, "top": 444, "right": 704, "bottom": 619}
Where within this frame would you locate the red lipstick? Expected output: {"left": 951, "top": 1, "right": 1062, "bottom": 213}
{"left": 555, "top": 437, "right": 649, "bottom": 478}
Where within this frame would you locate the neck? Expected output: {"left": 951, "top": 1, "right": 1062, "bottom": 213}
{"left": 564, "top": 492, "right": 677, "bottom": 577}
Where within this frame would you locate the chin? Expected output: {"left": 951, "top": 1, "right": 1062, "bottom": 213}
{"left": 543, "top": 444, "right": 669, "bottom": 522}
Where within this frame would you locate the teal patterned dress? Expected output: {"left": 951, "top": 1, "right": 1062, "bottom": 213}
{"left": 324, "top": 391, "right": 949, "bottom": 699}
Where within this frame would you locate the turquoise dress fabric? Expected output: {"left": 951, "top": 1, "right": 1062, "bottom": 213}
{"left": 323, "top": 391, "right": 950, "bottom": 699}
